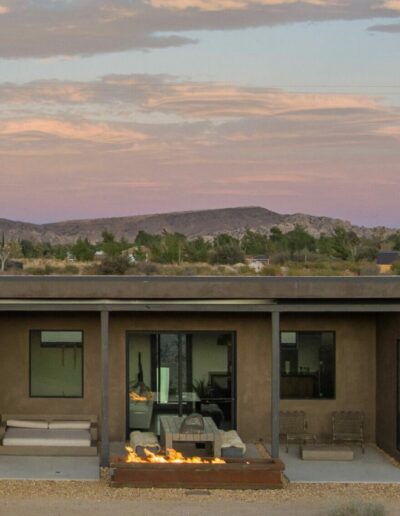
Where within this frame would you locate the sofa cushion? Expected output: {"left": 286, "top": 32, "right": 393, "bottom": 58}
{"left": 3, "top": 428, "right": 91, "bottom": 447}
{"left": 6, "top": 419, "right": 48, "bottom": 429}
{"left": 49, "top": 420, "right": 91, "bottom": 430}
{"left": 130, "top": 431, "right": 161, "bottom": 453}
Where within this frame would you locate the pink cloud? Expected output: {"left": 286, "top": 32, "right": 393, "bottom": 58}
{"left": 0, "top": 118, "right": 148, "bottom": 145}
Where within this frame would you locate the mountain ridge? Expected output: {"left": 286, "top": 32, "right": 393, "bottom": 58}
{"left": 0, "top": 207, "right": 397, "bottom": 244}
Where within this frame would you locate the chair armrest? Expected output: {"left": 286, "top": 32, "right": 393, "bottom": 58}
{"left": 90, "top": 422, "right": 98, "bottom": 443}
{"left": 0, "top": 422, "right": 6, "bottom": 442}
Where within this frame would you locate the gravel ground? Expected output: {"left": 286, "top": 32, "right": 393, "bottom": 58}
{"left": 0, "top": 479, "right": 399, "bottom": 511}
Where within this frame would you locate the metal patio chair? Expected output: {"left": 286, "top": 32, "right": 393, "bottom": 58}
{"left": 280, "top": 411, "right": 316, "bottom": 453}
{"left": 332, "top": 411, "right": 365, "bottom": 453}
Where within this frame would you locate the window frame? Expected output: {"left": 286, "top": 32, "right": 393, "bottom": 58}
{"left": 29, "top": 329, "right": 84, "bottom": 399}
{"left": 280, "top": 330, "right": 336, "bottom": 401}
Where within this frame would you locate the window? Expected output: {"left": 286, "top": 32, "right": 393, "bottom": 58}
{"left": 30, "top": 330, "right": 83, "bottom": 398}
{"left": 127, "top": 332, "right": 235, "bottom": 433}
{"left": 280, "top": 331, "right": 335, "bottom": 399}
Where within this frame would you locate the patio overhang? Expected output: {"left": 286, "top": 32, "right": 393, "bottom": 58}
{"left": 1, "top": 299, "right": 400, "bottom": 312}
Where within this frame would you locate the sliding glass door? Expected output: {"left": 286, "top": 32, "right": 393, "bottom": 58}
{"left": 127, "top": 331, "right": 235, "bottom": 435}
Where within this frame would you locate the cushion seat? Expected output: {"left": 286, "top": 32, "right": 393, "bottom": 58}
{"left": 220, "top": 430, "right": 246, "bottom": 458}
{"left": 3, "top": 428, "right": 91, "bottom": 447}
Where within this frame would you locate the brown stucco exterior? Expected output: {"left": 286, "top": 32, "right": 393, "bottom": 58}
{"left": 0, "top": 310, "right": 377, "bottom": 443}
{"left": 376, "top": 313, "right": 400, "bottom": 461}
{"left": 0, "top": 312, "right": 101, "bottom": 421}
{"left": 281, "top": 313, "right": 376, "bottom": 442}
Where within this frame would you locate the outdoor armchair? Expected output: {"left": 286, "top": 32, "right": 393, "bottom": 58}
{"left": 332, "top": 411, "right": 365, "bottom": 453}
{"left": 279, "top": 410, "right": 316, "bottom": 453}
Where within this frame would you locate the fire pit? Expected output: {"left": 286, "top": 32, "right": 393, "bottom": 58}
{"left": 110, "top": 447, "right": 285, "bottom": 489}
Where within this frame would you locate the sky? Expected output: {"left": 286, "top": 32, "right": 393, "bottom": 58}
{"left": 0, "top": 1, "right": 399, "bottom": 227}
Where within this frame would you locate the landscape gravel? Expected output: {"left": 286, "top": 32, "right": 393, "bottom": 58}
{"left": 0, "top": 478, "right": 399, "bottom": 505}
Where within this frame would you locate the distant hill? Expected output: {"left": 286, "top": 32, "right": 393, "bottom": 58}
{"left": 0, "top": 207, "right": 397, "bottom": 244}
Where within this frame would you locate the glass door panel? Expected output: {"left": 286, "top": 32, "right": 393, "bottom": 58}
{"left": 157, "top": 334, "right": 187, "bottom": 417}
{"left": 127, "top": 333, "right": 154, "bottom": 431}
{"left": 189, "top": 333, "right": 234, "bottom": 430}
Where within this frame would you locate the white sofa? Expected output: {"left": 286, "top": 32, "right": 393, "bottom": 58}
{"left": 0, "top": 414, "right": 98, "bottom": 456}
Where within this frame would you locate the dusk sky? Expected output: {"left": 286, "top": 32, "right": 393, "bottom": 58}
{"left": 0, "top": 0, "right": 399, "bottom": 227}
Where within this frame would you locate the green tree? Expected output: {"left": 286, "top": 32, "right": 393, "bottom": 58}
{"left": 98, "top": 231, "right": 130, "bottom": 257}
{"left": 241, "top": 230, "right": 268, "bottom": 255}
{"left": 387, "top": 232, "right": 400, "bottom": 251}
{"left": 0, "top": 234, "right": 22, "bottom": 271}
{"left": 185, "top": 237, "right": 211, "bottom": 262}
{"left": 330, "top": 227, "right": 360, "bottom": 261}
{"left": 209, "top": 234, "right": 245, "bottom": 264}
{"left": 71, "top": 238, "right": 94, "bottom": 261}
{"left": 152, "top": 231, "right": 187, "bottom": 264}
{"left": 285, "top": 225, "right": 316, "bottom": 259}
{"left": 21, "top": 239, "right": 39, "bottom": 258}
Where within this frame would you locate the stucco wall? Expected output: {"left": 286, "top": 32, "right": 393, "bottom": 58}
{"left": 376, "top": 314, "right": 400, "bottom": 461}
{"left": 0, "top": 312, "right": 101, "bottom": 419}
{"left": 0, "top": 311, "right": 376, "bottom": 443}
{"left": 280, "top": 313, "right": 376, "bottom": 442}
{"left": 108, "top": 312, "right": 270, "bottom": 442}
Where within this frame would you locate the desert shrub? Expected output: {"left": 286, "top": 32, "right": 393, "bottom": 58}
{"left": 58, "top": 264, "right": 80, "bottom": 275}
{"left": 359, "top": 264, "right": 379, "bottom": 276}
{"left": 392, "top": 260, "right": 400, "bottom": 275}
{"left": 260, "top": 265, "right": 280, "bottom": 276}
{"left": 96, "top": 256, "right": 130, "bottom": 275}
{"left": 324, "top": 500, "right": 387, "bottom": 516}
{"left": 270, "top": 251, "right": 291, "bottom": 265}
{"left": 133, "top": 262, "right": 160, "bottom": 275}
{"left": 25, "top": 264, "right": 58, "bottom": 275}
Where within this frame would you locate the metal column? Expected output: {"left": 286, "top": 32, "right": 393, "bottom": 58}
{"left": 271, "top": 311, "right": 280, "bottom": 459}
{"left": 100, "top": 309, "right": 109, "bottom": 467}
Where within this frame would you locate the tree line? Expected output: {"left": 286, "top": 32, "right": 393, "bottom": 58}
{"left": 2, "top": 225, "right": 400, "bottom": 272}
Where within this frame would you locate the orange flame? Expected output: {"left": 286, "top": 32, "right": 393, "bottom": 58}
{"left": 124, "top": 446, "right": 225, "bottom": 464}
{"left": 129, "top": 391, "right": 153, "bottom": 401}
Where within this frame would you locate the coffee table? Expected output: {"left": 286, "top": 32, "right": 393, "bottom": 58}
{"left": 159, "top": 415, "right": 222, "bottom": 457}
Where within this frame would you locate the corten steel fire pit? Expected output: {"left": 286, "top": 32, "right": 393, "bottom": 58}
{"left": 110, "top": 456, "right": 285, "bottom": 489}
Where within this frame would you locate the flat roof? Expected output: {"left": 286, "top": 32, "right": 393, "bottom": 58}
{"left": 1, "top": 275, "right": 400, "bottom": 301}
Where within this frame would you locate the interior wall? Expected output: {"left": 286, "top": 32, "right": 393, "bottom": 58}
{"left": 376, "top": 313, "right": 400, "bottom": 461}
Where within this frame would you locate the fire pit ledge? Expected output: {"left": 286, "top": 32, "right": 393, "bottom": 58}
{"left": 110, "top": 456, "right": 285, "bottom": 490}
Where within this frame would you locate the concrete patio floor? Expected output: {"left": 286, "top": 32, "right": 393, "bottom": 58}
{"left": 272, "top": 444, "right": 400, "bottom": 483}
{"left": 0, "top": 456, "right": 100, "bottom": 480}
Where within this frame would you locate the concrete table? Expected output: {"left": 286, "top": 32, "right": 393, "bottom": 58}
{"left": 160, "top": 415, "right": 222, "bottom": 457}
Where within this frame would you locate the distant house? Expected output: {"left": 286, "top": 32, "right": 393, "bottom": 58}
{"left": 376, "top": 251, "right": 400, "bottom": 274}
{"left": 94, "top": 250, "right": 106, "bottom": 261}
{"left": 248, "top": 255, "right": 270, "bottom": 273}
{"left": 66, "top": 252, "right": 76, "bottom": 262}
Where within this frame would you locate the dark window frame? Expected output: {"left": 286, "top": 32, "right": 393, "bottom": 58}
{"left": 29, "top": 329, "right": 84, "bottom": 399}
{"left": 397, "top": 339, "right": 400, "bottom": 452}
{"left": 280, "top": 330, "right": 336, "bottom": 400}
{"left": 125, "top": 330, "right": 237, "bottom": 437}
